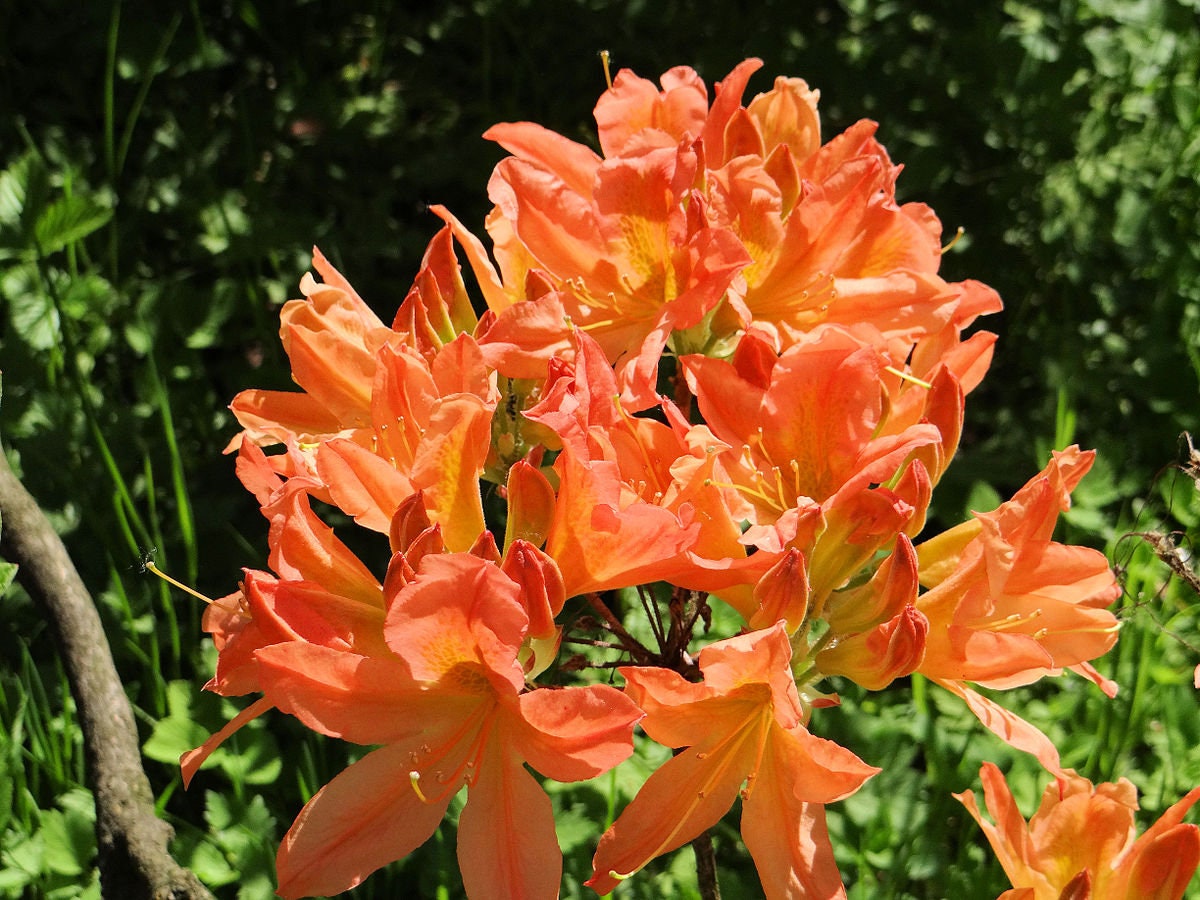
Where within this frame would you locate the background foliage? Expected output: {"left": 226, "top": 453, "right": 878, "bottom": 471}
{"left": 1, "top": 0, "right": 1198, "bottom": 897}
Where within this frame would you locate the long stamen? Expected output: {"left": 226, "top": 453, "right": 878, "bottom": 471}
{"left": 611, "top": 395, "right": 666, "bottom": 499}
{"left": 704, "top": 476, "right": 775, "bottom": 506}
{"left": 884, "top": 366, "right": 933, "bottom": 389}
{"left": 985, "top": 609, "right": 1044, "bottom": 632}
{"left": 771, "top": 465, "right": 789, "bottom": 510}
{"left": 144, "top": 561, "right": 246, "bottom": 617}
{"left": 408, "top": 703, "right": 496, "bottom": 806}
{"left": 941, "top": 226, "right": 965, "bottom": 253}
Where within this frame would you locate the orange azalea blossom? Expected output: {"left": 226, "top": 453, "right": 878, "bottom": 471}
{"left": 250, "top": 552, "right": 641, "bottom": 899}
{"left": 228, "top": 248, "right": 395, "bottom": 451}
{"left": 683, "top": 329, "right": 940, "bottom": 528}
{"left": 313, "top": 334, "right": 495, "bottom": 550}
{"left": 523, "top": 330, "right": 758, "bottom": 598}
{"left": 181, "top": 458, "right": 390, "bottom": 783}
{"left": 956, "top": 762, "right": 1200, "bottom": 900}
{"left": 228, "top": 248, "right": 497, "bottom": 550}
{"left": 447, "top": 114, "right": 752, "bottom": 407}
{"left": 588, "top": 624, "right": 877, "bottom": 898}
{"left": 915, "top": 446, "right": 1121, "bottom": 771}
{"left": 435, "top": 58, "right": 1001, "bottom": 407}
{"left": 681, "top": 328, "right": 939, "bottom": 622}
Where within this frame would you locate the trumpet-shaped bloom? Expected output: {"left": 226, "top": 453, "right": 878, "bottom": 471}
{"left": 587, "top": 624, "right": 878, "bottom": 898}
{"left": 524, "top": 330, "right": 752, "bottom": 597}
{"left": 680, "top": 329, "right": 937, "bottom": 619}
{"left": 915, "top": 446, "right": 1120, "bottom": 689}
{"left": 228, "top": 249, "right": 394, "bottom": 450}
{"left": 253, "top": 552, "right": 641, "bottom": 899}
{"left": 228, "top": 251, "right": 497, "bottom": 550}
{"left": 586, "top": 59, "right": 1001, "bottom": 362}
{"left": 915, "top": 446, "right": 1121, "bottom": 771}
{"left": 955, "top": 762, "right": 1200, "bottom": 900}
{"left": 683, "top": 330, "right": 939, "bottom": 527}
{"left": 314, "top": 335, "right": 496, "bottom": 549}
{"left": 471, "top": 124, "right": 751, "bottom": 406}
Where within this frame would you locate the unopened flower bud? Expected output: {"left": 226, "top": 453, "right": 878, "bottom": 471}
{"left": 750, "top": 548, "right": 809, "bottom": 631}
{"left": 826, "top": 534, "right": 918, "bottom": 635}
{"left": 816, "top": 604, "right": 928, "bottom": 690}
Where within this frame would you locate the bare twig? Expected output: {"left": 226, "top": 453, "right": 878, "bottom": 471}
{"left": 691, "top": 828, "right": 721, "bottom": 900}
{"left": 0, "top": 450, "right": 213, "bottom": 899}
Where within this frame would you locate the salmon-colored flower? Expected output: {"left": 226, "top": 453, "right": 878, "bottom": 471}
{"left": 586, "top": 58, "right": 1001, "bottom": 365}
{"left": 587, "top": 624, "right": 878, "bottom": 898}
{"left": 956, "top": 762, "right": 1200, "bottom": 900}
{"left": 916, "top": 446, "right": 1120, "bottom": 689}
{"left": 432, "top": 58, "right": 1002, "bottom": 408}
{"left": 915, "top": 446, "right": 1121, "bottom": 770}
{"left": 523, "top": 330, "right": 749, "bottom": 597}
{"left": 227, "top": 249, "right": 497, "bottom": 550}
{"left": 313, "top": 334, "right": 496, "bottom": 550}
{"left": 228, "top": 248, "right": 395, "bottom": 451}
{"left": 680, "top": 329, "right": 937, "bottom": 622}
{"left": 683, "top": 330, "right": 939, "bottom": 528}
{"left": 253, "top": 552, "right": 641, "bottom": 899}
{"left": 442, "top": 122, "right": 750, "bottom": 406}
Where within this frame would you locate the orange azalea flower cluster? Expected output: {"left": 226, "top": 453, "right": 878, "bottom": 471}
{"left": 956, "top": 763, "right": 1200, "bottom": 899}
{"left": 183, "top": 59, "right": 1160, "bottom": 898}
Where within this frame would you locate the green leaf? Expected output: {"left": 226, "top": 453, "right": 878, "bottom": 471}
{"left": 39, "top": 792, "right": 95, "bottom": 878}
{"left": 0, "top": 152, "right": 50, "bottom": 252}
{"left": 142, "top": 715, "right": 210, "bottom": 765}
{"left": 183, "top": 836, "right": 238, "bottom": 885}
{"left": 4, "top": 263, "right": 59, "bottom": 351}
{"left": 33, "top": 195, "right": 112, "bottom": 256}
{"left": 0, "top": 562, "right": 16, "bottom": 599}
{"left": 0, "top": 155, "right": 33, "bottom": 227}
{"left": 163, "top": 679, "right": 198, "bottom": 719}
{"left": 216, "top": 725, "right": 282, "bottom": 786}
{"left": 59, "top": 274, "right": 118, "bottom": 322}
{"left": 0, "top": 752, "right": 14, "bottom": 836}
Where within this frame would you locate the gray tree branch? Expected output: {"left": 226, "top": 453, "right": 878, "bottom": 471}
{"left": 0, "top": 449, "right": 213, "bottom": 899}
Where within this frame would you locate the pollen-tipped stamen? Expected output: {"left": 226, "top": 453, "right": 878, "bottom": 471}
{"left": 941, "top": 226, "right": 965, "bottom": 254}
{"left": 144, "top": 561, "right": 247, "bottom": 617}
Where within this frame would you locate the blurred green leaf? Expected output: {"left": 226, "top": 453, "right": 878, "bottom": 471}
{"left": 4, "top": 263, "right": 58, "bottom": 350}
{"left": 0, "top": 561, "right": 17, "bottom": 599}
{"left": 33, "top": 195, "right": 112, "bottom": 256}
{"left": 142, "top": 715, "right": 210, "bottom": 766}
{"left": 38, "top": 790, "right": 95, "bottom": 878}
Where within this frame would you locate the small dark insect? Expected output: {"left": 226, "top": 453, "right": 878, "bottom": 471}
{"left": 135, "top": 546, "right": 159, "bottom": 573}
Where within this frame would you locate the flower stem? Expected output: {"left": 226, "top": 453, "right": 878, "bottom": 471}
{"left": 692, "top": 828, "right": 721, "bottom": 900}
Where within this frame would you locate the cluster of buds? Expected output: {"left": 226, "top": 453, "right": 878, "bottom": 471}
{"left": 179, "top": 58, "right": 1190, "bottom": 899}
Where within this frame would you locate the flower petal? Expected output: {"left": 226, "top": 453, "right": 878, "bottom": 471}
{"left": 512, "top": 684, "right": 641, "bottom": 782}
{"left": 458, "top": 738, "right": 562, "bottom": 900}
{"left": 587, "top": 736, "right": 757, "bottom": 895}
{"left": 255, "top": 642, "right": 451, "bottom": 745}
{"left": 275, "top": 742, "right": 451, "bottom": 899}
